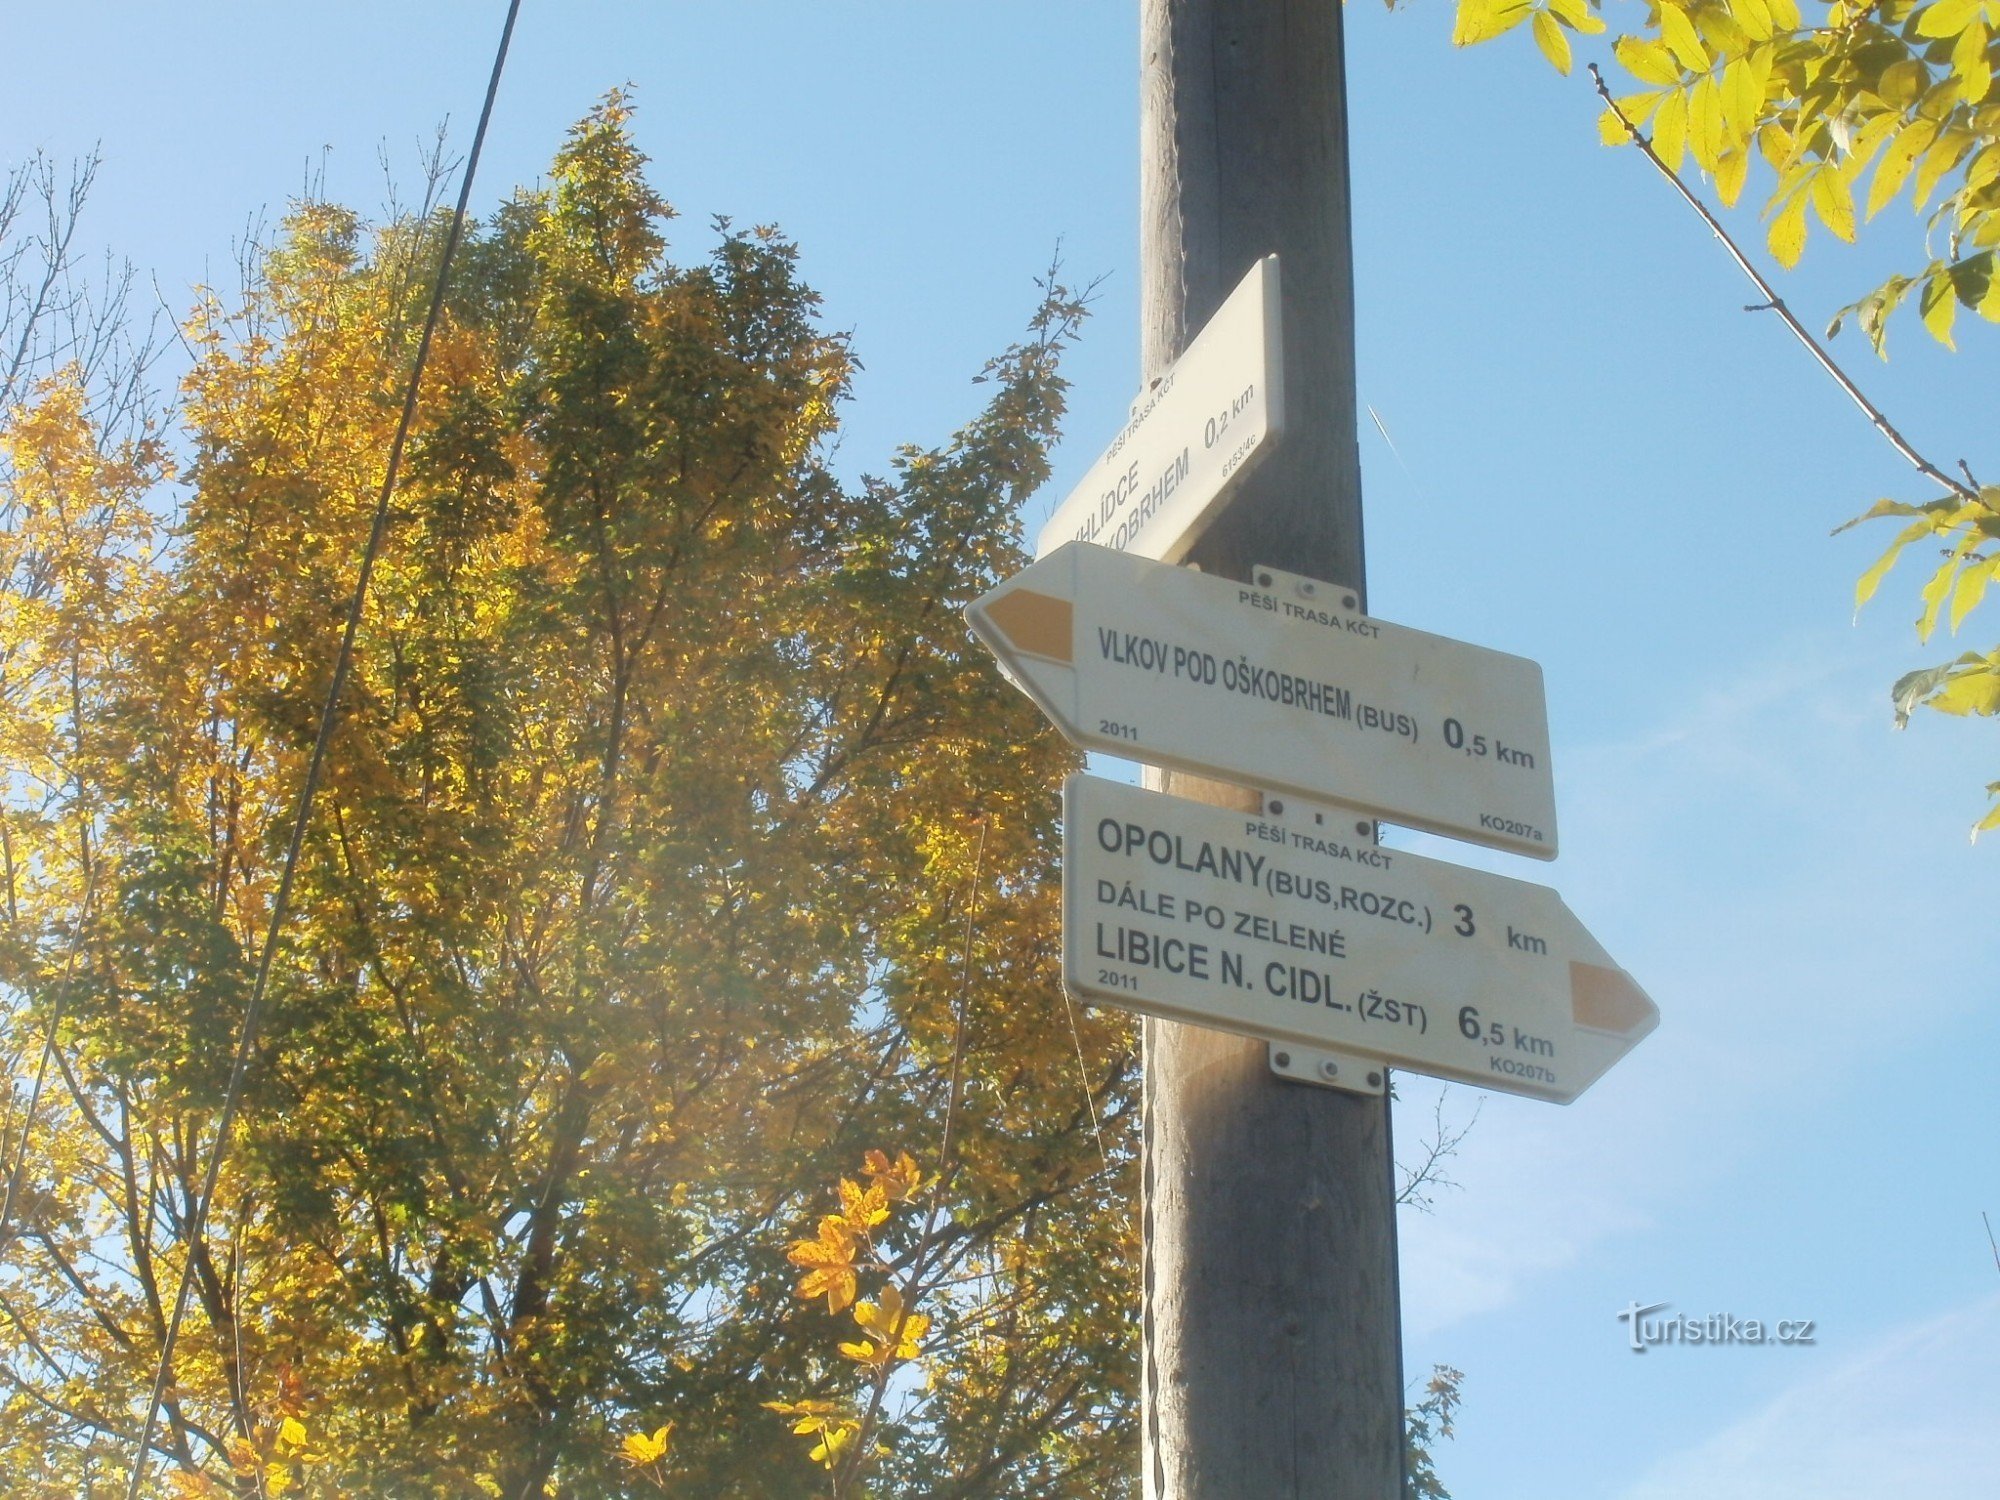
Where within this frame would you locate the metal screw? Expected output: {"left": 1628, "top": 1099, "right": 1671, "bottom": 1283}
{"left": 1318, "top": 1059, "right": 1340, "bottom": 1081}
{"left": 1367, "top": 1071, "right": 1383, "bottom": 1088}
{"left": 1301, "top": 581, "right": 1317, "bottom": 595}
{"left": 1355, "top": 820, "right": 1370, "bottom": 836}
{"left": 1274, "top": 1051, "right": 1292, "bottom": 1068}
{"left": 1256, "top": 570, "right": 1272, "bottom": 586}
{"left": 1268, "top": 799, "right": 1284, "bottom": 815}
{"left": 1343, "top": 594, "right": 1357, "bottom": 609}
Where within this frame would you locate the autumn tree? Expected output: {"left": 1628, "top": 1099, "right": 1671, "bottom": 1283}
{"left": 1448, "top": 0, "right": 2000, "bottom": 832}
{"left": 0, "top": 97, "right": 1138, "bottom": 1498}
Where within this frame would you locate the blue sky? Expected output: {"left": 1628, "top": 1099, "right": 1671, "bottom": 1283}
{"left": 8, "top": 4, "right": 1997, "bottom": 1494}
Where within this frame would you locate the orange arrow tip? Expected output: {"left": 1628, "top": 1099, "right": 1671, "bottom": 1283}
{"left": 981, "top": 586, "right": 1073, "bottom": 665}
{"left": 1570, "top": 962, "right": 1658, "bottom": 1038}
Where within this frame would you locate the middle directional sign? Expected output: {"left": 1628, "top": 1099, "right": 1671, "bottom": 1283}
{"left": 967, "top": 541, "right": 1559, "bottom": 859}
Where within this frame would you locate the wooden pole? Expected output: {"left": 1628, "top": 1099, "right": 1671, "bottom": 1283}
{"left": 1138, "top": 1, "right": 1405, "bottom": 1495}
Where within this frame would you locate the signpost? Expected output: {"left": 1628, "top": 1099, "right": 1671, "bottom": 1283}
{"left": 968, "top": 543, "right": 1559, "bottom": 859}
{"left": 1034, "top": 255, "right": 1282, "bottom": 564}
{"left": 1063, "top": 775, "right": 1656, "bottom": 1104}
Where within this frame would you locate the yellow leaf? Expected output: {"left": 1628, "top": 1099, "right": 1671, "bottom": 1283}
{"left": 1914, "top": 127, "right": 1974, "bottom": 209}
{"left": 621, "top": 1423, "right": 674, "bottom": 1466}
{"left": 1870, "top": 118, "right": 1939, "bottom": 219}
{"left": 838, "top": 1176, "right": 890, "bottom": 1230}
{"left": 1854, "top": 516, "right": 1936, "bottom": 612}
{"left": 1948, "top": 555, "right": 1995, "bottom": 634}
{"left": 1654, "top": 88, "right": 1690, "bottom": 170}
{"left": 1616, "top": 35, "right": 1685, "bottom": 86}
{"left": 1731, "top": 0, "right": 1776, "bottom": 42}
{"left": 862, "top": 1148, "right": 924, "bottom": 1201}
{"left": 1809, "top": 166, "right": 1856, "bottom": 241}
{"left": 1920, "top": 265, "right": 1960, "bottom": 347}
{"left": 1660, "top": 3, "right": 1710, "bottom": 69}
{"left": 1766, "top": 0, "right": 1801, "bottom": 25}
{"left": 1454, "top": 0, "right": 1535, "bottom": 45}
{"left": 1917, "top": 0, "right": 1984, "bottom": 38}
{"left": 1757, "top": 120, "right": 1796, "bottom": 171}
{"left": 278, "top": 1417, "right": 308, "bottom": 1449}
{"left": 1973, "top": 796, "right": 2000, "bottom": 838}
{"left": 1688, "top": 75, "right": 1726, "bottom": 169}
{"left": 1533, "top": 10, "right": 1574, "bottom": 73}
{"left": 1931, "top": 665, "right": 2000, "bottom": 715}
{"left": 1953, "top": 19, "right": 1992, "bottom": 103}
{"left": 1767, "top": 188, "right": 1809, "bottom": 266}
{"left": 1720, "top": 57, "right": 1759, "bottom": 149}
{"left": 1717, "top": 148, "right": 1752, "bottom": 205}
{"left": 1548, "top": 0, "right": 1607, "bottom": 31}
{"left": 807, "top": 1422, "right": 858, "bottom": 1468}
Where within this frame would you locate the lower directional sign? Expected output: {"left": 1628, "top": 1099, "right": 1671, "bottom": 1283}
{"left": 1063, "top": 775, "right": 1657, "bottom": 1103}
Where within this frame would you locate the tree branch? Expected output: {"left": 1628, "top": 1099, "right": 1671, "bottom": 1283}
{"left": 1588, "top": 63, "right": 1986, "bottom": 509}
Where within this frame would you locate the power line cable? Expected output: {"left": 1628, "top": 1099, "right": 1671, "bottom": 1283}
{"left": 121, "top": 2, "right": 524, "bottom": 1492}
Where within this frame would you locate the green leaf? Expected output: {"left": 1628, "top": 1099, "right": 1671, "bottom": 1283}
{"left": 1533, "top": 10, "right": 1575, "bottom": 73}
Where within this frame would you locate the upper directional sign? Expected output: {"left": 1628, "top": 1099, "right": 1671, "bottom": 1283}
{"left": 1064, "top": 776, "right": 1656, "bottom": 1103}
{"left": 967, "top": 542, "right": 1559, "bottom": 859}
{"left": 1035, "top": 255, "right": 1282, "bottom": 564}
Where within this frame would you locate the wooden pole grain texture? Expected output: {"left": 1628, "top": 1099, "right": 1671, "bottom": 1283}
{"left": 1138, "top": 1, "right": 1406, "bottom": 1495}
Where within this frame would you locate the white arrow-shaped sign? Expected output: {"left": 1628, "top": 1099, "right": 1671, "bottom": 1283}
{"left": 969, "top": 542, "right": 1559, "bottom": 859}
{"left": 1063, "top": 775, "right": 1657, "bottom": 1104}
{"left": 1035, "top": 255, "right": 1282, "bottom": 564}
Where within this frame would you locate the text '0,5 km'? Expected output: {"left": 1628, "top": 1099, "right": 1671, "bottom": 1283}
{"left": 1062, "top": 776, "right": 1657, "bottom": 1104}
{"left": 967, "top": 542, "right": 1559, "bottom": 859}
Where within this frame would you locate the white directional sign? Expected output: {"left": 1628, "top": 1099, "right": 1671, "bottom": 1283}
{"left": 968, "top": 542, "right": 1559, "bottom": 859}
{"left": 1035, "top": 255, "right": 1282, "bottom": 564}
{"left": 1063, "top": 775, "right": 1656, "bottom": 1104}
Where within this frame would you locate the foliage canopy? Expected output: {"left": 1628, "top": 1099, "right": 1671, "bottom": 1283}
{"left": 0, "top": 97, "right": 1139, "bottom": 1497}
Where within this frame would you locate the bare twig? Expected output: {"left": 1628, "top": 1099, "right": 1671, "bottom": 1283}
{"left": 1587, "top": 63, "right": 1986, "bottom": 510}
{"left": 1395, "top": 1092, "right": 1480, "bottom": 1213}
